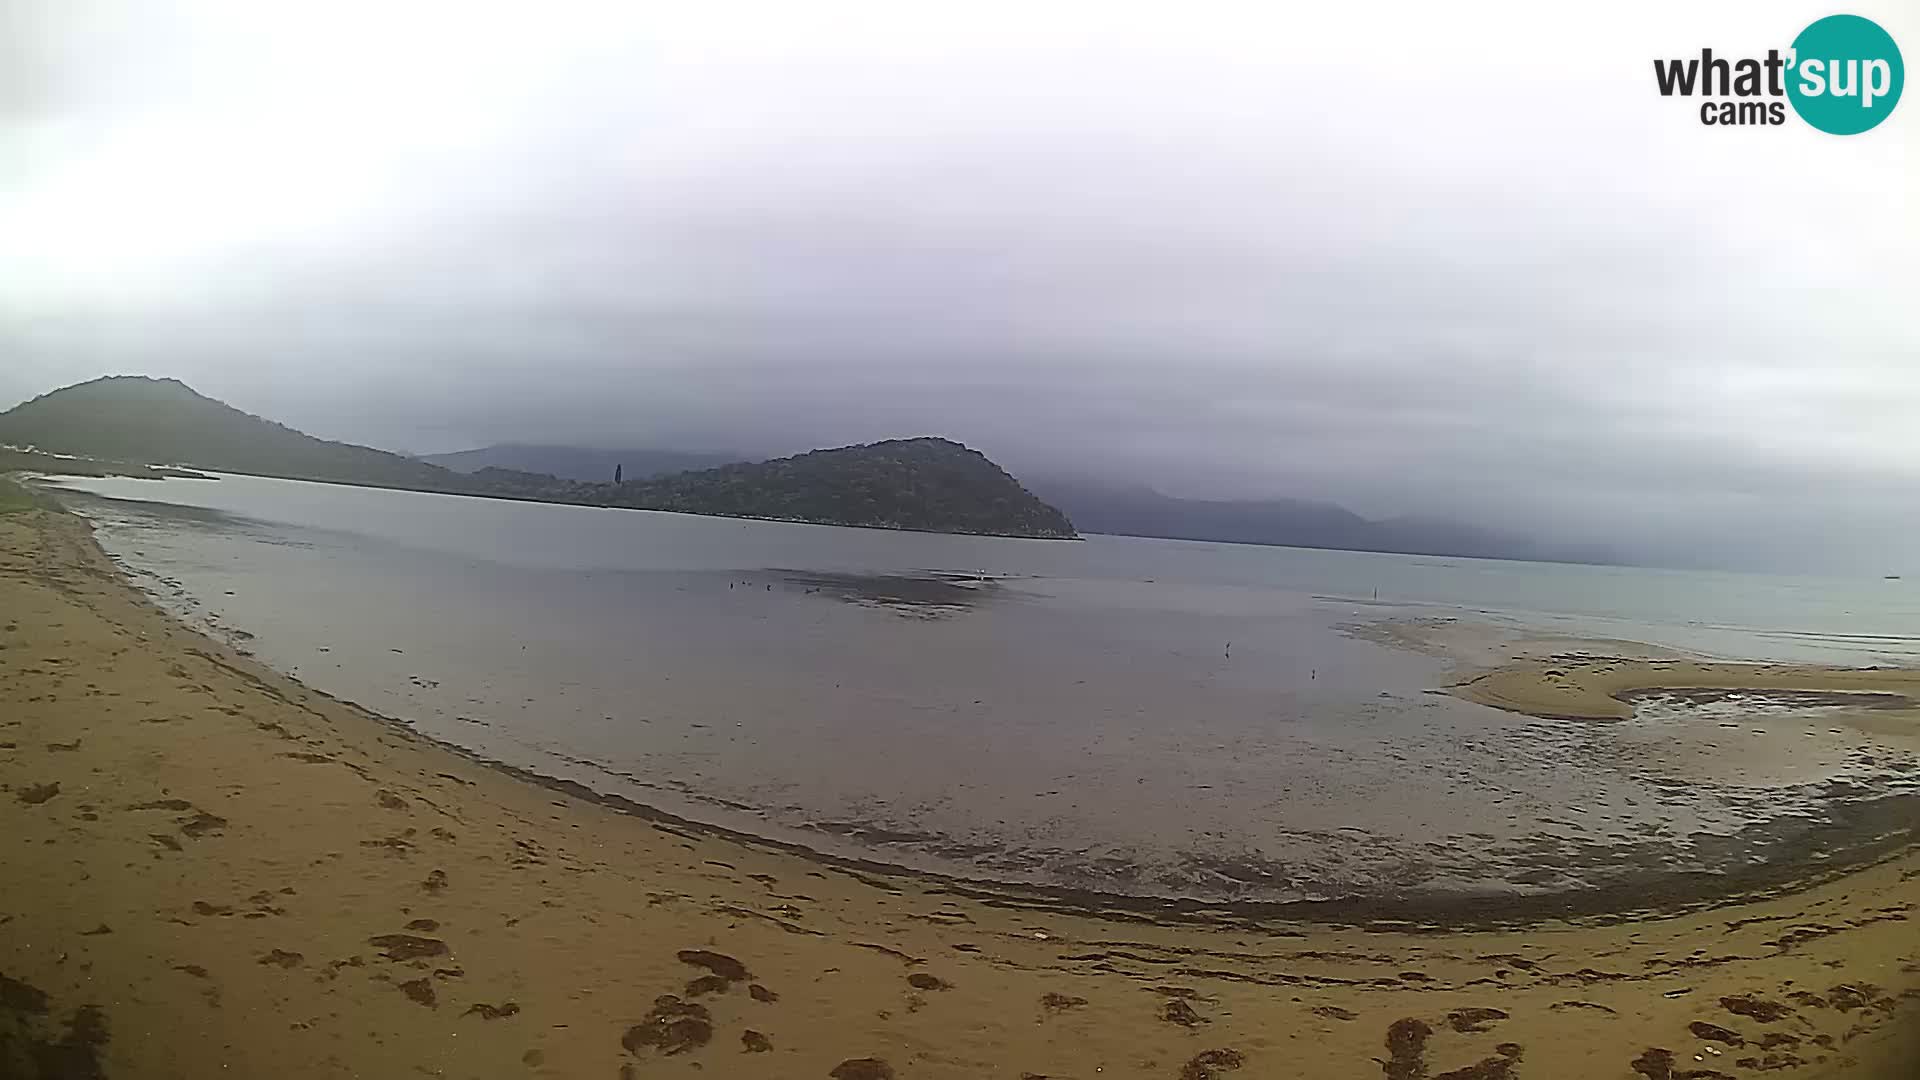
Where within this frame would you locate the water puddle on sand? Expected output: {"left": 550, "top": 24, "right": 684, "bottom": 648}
{"left": 1614, "top": 688, "right": 1920, "bottom": 788}
{"left": 1556, "top": 687, "right": 1920, "bottom": 891}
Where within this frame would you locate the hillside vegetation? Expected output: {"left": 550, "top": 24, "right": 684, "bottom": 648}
{"left": 607, "top": 438, "right": 1075, "bottom": 537}
{"left": 0, "top": 377, "right": 1076, "bottom": 539}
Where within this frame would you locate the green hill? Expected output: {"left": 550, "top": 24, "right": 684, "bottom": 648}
{"left": 0, "top": 377, "right": 1077, "bottom": 538}
{"left": 608, "top": 438, "right": 1077, "bottom": 537}
{"left": 0, "top": 376, "right": 459, "bottom": 491}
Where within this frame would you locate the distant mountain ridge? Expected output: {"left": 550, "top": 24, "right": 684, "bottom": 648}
{"left": 1026, "top": 479, "right": 1614, "bottom": 565}
{"left": 382, "top": 439, "right": 1609, "bottom": 562}
{"left": 2, "top": 377, "right": 1601, "bottom": 558}
{"left": 0, "top": 377, "right": 1076, "bottom": 539}
{"left": 420, "top": 444, "right": 742, "bottom": 483}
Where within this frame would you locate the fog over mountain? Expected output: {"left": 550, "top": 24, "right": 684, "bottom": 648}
{"left": 3, "top": 1, "right": 1915, "bottom": 571}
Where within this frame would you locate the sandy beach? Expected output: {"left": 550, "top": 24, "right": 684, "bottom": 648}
{"left": 1451, "top": 655, "right": 1920, "bottom": 728}
{"left": 3, "top": 491, "right": 1918, "bottom": 1079}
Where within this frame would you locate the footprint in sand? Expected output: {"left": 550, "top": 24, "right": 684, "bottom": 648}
{"left": 1161, "top": 998, "right": 1208, "bottom": 1027}
{"left": 1689, "top": 1021, "right": 1743, "bottom": 1046}
{"left": 1446, "top": 1007, "right": 1509, "bottom": 1033}
{"left": 676, "top": 949, "right": 749, "bottom": 982}
{"left": 15, "top": 782, "right": 60, "bottom": 805}
{"left": 1629, "top": 1046, "right": 1734, "bottom": 1080}
{"left": 367, "top": 934, "right": 448, "bottom": 962}
{"left": 1179, "top": 1049, "right": 1245, "bottom": 1080}
{"left": 178, "top": 810, "right": 225, "bottom": 837}
{"left": 622, "top": 995, "right": 711, "bottom": 1056}
{"left": 1431, "top": 1046, "right": 1524, "bottom": 1080}
{"left": 685, "top": 974, "right": 730, "bottom": 997}
{"left": 1719, "top": 995, "right": 1792, "bottom": 1023}
{"left": 1040, "top": 992, "right": 1087, "bottom": 1016}
{"left": 1383, "top": 1018, "right": 1431, "bottom": 1080}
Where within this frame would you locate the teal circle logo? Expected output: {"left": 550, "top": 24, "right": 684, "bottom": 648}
{"left": 1787, "top": 14, "right": 1904, "bottom": 134}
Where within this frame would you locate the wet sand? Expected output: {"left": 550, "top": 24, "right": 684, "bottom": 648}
{"left": 3, "top": 495, "right": 1918, "bottom": 1078}
{"left": 1451, "top": 653, "right": 1920, "bottom": 727}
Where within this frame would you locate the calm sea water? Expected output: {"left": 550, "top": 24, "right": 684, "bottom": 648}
{"left": 42, "top": 472, "right": 1920, "bottom": 906}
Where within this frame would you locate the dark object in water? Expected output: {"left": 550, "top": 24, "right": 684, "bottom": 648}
{"left": 780, "top": 570, "right": 998, "bottom": 616}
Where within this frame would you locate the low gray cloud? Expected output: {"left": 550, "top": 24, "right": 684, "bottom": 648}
{"left": 3, "top": 1, "right": 1916, "bottom": 570}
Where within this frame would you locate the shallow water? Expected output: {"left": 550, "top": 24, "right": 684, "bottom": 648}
{"left": 42, "top": 473, "right": 1920, "bottom": 906}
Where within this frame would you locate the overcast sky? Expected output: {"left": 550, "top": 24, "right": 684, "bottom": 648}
{"left": 2, "top": 1, "right": 1916, "bottom": 569}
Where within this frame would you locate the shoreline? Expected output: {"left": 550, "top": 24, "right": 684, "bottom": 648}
{"left": 86, "top": 480, "right": 1920, "bottom": 930}
{"left": 3, "top": 488, "right": 1918, "bottom": 1077}
{"left": 384, "top": 711, "right": 1920, "bottom": 933}
{"left": 27, "top": 461, "right": 1085, "bottom": 541}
